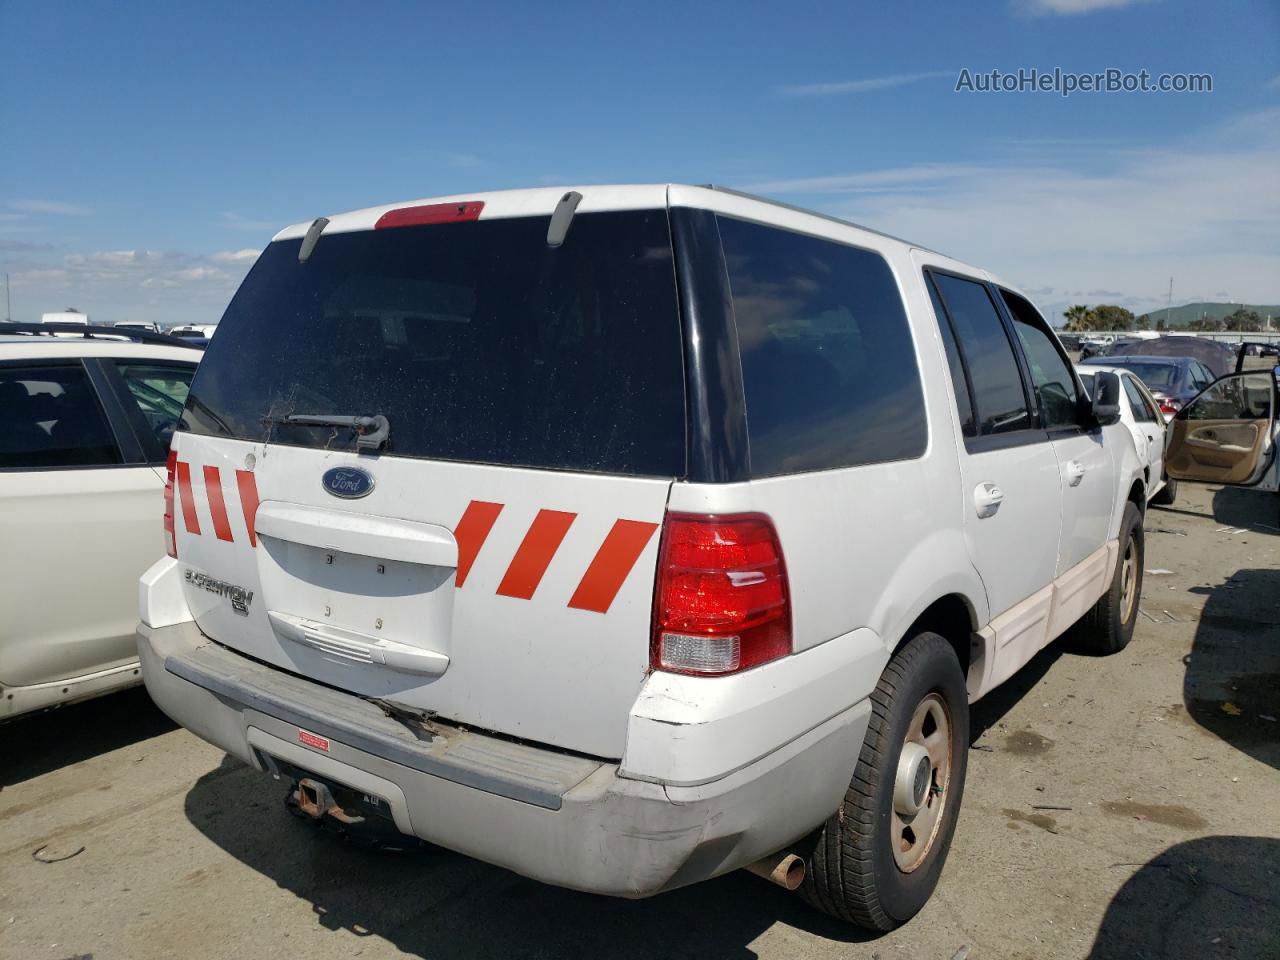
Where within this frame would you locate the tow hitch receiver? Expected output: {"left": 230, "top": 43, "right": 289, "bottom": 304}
{"left": 280, "top": 769, "right": 426, "bottom": 851}
{"left": 295, "top": 778, "right": 339, "bottom": 820}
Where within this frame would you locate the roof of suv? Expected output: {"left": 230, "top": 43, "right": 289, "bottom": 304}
{"left": 270, "top": 183, "right": 993, "bottom": 283}
{"left": 0, "top": 335, "right": 199, "bottom": 364}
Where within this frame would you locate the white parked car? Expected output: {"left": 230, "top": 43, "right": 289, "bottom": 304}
{"left": 140, "top": 185, "right": 1157, "bottom": 930}
{"left": 168, "top": 323, "right": 218, "bottom": 340}
{"left": 1, "top": 325, "right": 201, "bottom": 719}
{"left": 1077, "top": 364, "right": 1177, "bottom": 506}
{"left": 114, "top": 321, "right": 161, "bottom": 334}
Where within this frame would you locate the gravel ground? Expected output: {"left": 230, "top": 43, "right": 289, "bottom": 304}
{"left": 2, "top": 481, "right": 1277, "bottom": 960}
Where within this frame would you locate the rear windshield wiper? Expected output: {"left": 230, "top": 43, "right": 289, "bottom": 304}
{"left": 262, "top": 413, "right": 390, "bottom": 450}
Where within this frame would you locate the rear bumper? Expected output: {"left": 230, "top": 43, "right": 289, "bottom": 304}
{"left": 138, "top": 620, "right": 870, "bottom": 897}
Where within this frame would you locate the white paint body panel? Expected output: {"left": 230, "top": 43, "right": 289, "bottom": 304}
{"left": 1050, "top": 431, "right": 1117, "bottom": 575}
{"left": 0, "top": 465, "right": 167, "bottom": 688}
{"left": 171, "top": 436, "right": 669, "bottom": 759}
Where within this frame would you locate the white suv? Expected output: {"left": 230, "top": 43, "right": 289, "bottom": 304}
{"left": 2, "top": 324, "right": 200, "bottom": 718}
{"left": 139, "top": 186, "right": 1156, "bottom": 929}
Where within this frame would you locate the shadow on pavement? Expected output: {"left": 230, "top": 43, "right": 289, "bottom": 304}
{"left": 1184, "top": 567, "right": 1280, "bottom": 771}
{"left": 0, "top": 686, "right": 176, "bottom": 789}
{"left": 1209, "top": 485, "right": 1280, "bottom": 530}
{"left": 1086, "top": 836, "right": 1280, "bottom": 959}
{"left": 185, "top": 755, "right": 873, "bottom": 959}
{"left": 968, "top": 642, "right": 1063, "bottom": 745}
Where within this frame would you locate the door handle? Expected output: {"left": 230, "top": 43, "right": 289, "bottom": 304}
{"left": 1065, "top": 460, "right": 1086, "bottom": 487}
{"left": 974, "top": 482, "right": 1004, "bottom": 518}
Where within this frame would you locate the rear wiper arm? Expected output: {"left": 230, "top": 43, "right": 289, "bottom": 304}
{"left": 262, "top": 413, "right": 390, "bottom": 450}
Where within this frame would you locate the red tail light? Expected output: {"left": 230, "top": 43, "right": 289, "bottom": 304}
{"left": 1158, "top": 398, "right": 1182, "bottom": 416}
{"left": 163, "top": 450, "right": 177, "bottom": 558}
{"left": 651, "top": 513, "right": 791, "bottom": 676}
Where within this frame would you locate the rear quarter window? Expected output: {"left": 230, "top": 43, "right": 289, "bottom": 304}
{"left": 717, "top": 216, "right": 927, "bottom": 476}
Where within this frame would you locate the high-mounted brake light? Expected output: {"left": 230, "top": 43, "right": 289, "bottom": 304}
{"left": 163, "top": 449, "right": 177, "bottom": 558}
{"left": 651, "top": 513, "right": 791, "bottom": 676}
{"left": 374, "top": 201, "right": 484, "bottom": 230}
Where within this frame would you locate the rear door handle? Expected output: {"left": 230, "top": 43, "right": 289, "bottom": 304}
{"left": 1065, "top": 460, "right": 1086, "bottom": 487}
{"left": 974, "top": 482, "right": 1004, "bottom": 518}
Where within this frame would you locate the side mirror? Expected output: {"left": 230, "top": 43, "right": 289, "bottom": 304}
{"left": 1091, "top": 371, "right": 1122, "bottom": 426}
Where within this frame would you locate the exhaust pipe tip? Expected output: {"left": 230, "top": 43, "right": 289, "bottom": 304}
{"left": 745, "top": 852, "right": 806, "bottom": 891}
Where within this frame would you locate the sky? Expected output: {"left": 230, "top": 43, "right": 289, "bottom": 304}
{"left": 1, "top": 0, "right": 1278, "bottom": 327}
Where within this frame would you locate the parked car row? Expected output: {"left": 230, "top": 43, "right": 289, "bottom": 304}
{"left": 6, "top": 187, "right": 1279, "bottom": 935}
{"left": 1080, "top": 354, "right": 1216, "bottom": 420}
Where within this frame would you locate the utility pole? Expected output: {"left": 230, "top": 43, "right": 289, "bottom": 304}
{"left": 4, "top": 273, "right": 9, "bottom": 322}
{"left": 1164, "top": 276, "right": 1173, "bottom": 330}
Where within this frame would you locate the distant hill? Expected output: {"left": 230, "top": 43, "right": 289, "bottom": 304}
{"left": 1142, "top": 302, "right": 1280, "bottom": 328}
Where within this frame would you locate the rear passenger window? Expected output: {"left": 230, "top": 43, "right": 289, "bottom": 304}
{"left": 930, "top": 273, "right": 1031, "bottom": 437}
{"left": 717, "top": 217, "right": 927, "bottom": 476}
{"left": 1000, "top": 289, "right": 1080, "bottom": 430}
{"left": 0, "top": 364, "right": 121, "bottom": 468}
{"left": 114, "top": 362, "right": 196, "bottom": 461}
{"left": 1122, "top": 376, "right": 1155, "bottom": 423}
{"left": 926, "top": 275, "right": 975, "bottom": 436}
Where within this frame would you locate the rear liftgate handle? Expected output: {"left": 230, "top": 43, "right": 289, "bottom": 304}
{"left": 974, "top": 482, "right": 1005, "bottom": 519}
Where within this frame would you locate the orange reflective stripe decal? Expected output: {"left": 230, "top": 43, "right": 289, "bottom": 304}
{"left": 175, "top": 461, "right": 201, "bottom": 534}
{"left": 568, "top": 519, "right": 659, "bottom": 613}
{"left": 203, "top": 466, "right": 234, "bottom": 542}
{"left": 496, "top": 509, "right": 577, "bottom": 600}
{"left": 235, "top": 470, "right": 260, "bottom": 546}
{"left": 454, "top": 500, "right": 504, "bottom": 587}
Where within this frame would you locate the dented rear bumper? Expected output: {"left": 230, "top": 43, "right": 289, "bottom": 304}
{"left": 137, "top": 620, "right": 869, "bottom": 897}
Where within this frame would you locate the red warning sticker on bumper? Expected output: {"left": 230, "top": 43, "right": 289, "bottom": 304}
{"left": 298, "top": 729, "right": 330, "bottom": 752}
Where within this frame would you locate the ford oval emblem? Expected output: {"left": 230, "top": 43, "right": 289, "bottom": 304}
{"left": 321, "top": 466, "right": 375, "bottom": 499}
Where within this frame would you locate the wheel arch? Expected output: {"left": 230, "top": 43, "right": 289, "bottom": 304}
{"left": 889, "top": 589, "right": 988, "bottom": 704}
{"left": 1127, "top": 476, "right": 1146, "bottom": 514}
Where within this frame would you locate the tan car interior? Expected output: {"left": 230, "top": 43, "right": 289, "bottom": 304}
{"left": 1166, "top": 372, "right": 1276, "bottom": 485}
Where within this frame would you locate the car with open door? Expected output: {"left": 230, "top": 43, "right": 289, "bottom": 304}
{"left": 1164, "top": 366, "right": 1280, "bottom": 510}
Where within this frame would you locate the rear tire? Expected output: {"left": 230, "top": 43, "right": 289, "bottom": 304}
{"left": 1072, "top": 501, "right": 1144, "bottom": 655}
{"left": 1151, "top": 474, "right": 1177, "bottom": 506}
{"left": 798, "top": 632, "right": 968, "bottom": 931}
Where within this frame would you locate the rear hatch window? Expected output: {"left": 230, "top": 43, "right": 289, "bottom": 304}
{"left": 183, "top": 210, "right": 686, "bottom": 477}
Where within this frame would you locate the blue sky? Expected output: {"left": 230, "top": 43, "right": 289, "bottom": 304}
{"left": 1, "top": 0, "right": 1277, "bottom": 326}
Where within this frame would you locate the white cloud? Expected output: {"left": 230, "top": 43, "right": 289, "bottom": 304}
{"left": 1016, "top": 0, "right": 1155, "bottom": 14}
{"left": 746, "top": 165, "right": 996, "bottom": 194}
{"left": 220, "top": 211, "right": 282, "bottom": 232}
{"left": 210, "top": 248, "right": 261, "bottom": 263}
{"left": 0, "top": 238, "right": 56, "bottom": 252}
{"left": 2, "top": 246, "right": 258, "bottom": 326}
{"left": 9, "top": 200, "right": 93, "bottom": 216}
{"left": 737, "top": 108, "right": 1280, "bottom": 323}
{"left": 778, "top": 71, "right": 954, "bottom": 98}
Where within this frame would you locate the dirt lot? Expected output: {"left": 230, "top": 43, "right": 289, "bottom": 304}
{"left": 2, "top": 481, "right": 1278, "bottom": 960}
